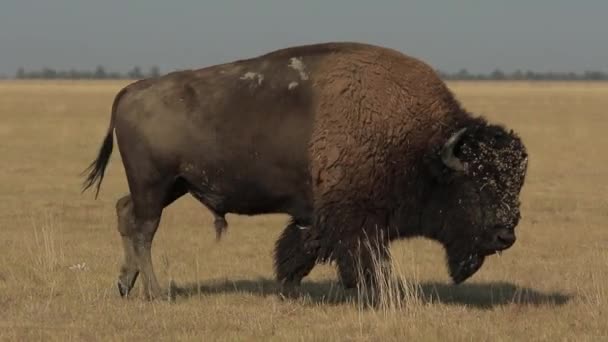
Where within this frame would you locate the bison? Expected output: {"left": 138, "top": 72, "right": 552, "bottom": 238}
{"left": 82, "top": 42, "right": 528, "bottom": 299}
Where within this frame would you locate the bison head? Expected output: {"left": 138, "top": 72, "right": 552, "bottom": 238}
{"left": 426, "top": 122, "right": 528, "bottom": 284}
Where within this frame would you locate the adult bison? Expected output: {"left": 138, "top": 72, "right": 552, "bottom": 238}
{"left": 82, "top": 42, "right": 528, "bottom": 299}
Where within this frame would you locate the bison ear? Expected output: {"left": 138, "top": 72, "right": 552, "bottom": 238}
{"left": 440, "top": 128, "right": 467, "bottom": 172}
{"left": 425, "top": 128, "right": 469, "bottom": 183}
{"left": 425, "top": 152, "right": 458, "bottom": 184}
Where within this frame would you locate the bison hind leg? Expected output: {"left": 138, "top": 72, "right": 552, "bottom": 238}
{"left": 116, "top": 195, "right": 139, "bottom": 297}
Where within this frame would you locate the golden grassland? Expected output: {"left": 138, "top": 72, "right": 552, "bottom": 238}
{"left": 0, "top": 80, "right": 606, "bottom": 341}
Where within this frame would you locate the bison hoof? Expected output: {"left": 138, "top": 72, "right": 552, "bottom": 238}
{"left": 117, "top": 281, "right": 131, "bottom": 297}
{"left": 278, "top": 284, "right": 301, "bottom": 300}
{"left": 278, "top": 278, "right": 306, "bottom": 299}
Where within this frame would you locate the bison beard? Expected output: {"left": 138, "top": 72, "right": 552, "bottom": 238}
{"left": 446, "top": 247, "right": 485, "bottom": 285}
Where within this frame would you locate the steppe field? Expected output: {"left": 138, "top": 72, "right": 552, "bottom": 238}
{"left": 0, "top": 80, "right": 606, "bottom": 341}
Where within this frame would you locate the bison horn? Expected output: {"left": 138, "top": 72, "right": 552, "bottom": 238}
{"left": 441, "top": 128, "right": 467, "bottom": 171}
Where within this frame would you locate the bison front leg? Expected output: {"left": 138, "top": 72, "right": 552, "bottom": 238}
{"left": 274, "top": 220, "right": 319, "bottom": 292}
{"left": 335, "top": 235, "right": 392, "bottom": 291}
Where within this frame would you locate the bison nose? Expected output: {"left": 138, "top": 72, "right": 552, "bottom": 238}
{"left": 495, "top": 229, "right": 516, "bottom": 249}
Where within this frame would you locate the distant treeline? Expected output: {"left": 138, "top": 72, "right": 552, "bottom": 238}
{"left": 14, "top": 66, "right": 161, "bottom": 80}
{"left": 438, "top": 68, "right": 608, "bottom": 81}
{"left": 12, "top": 66, "right": 608, "bottom": 81}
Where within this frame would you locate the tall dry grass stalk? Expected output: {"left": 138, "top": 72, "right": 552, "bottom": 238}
{"left": 27, "top": 211, "right": 65, "bottom": 274}
{"left": 353, "top": 230, "right": 424, "bottom": 314}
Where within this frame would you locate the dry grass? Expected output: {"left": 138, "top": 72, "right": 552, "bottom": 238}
{"left": 0, "top": 79, "right": 607, "bottom": 341}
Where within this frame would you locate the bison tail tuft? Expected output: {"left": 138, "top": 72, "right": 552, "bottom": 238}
{"left": 81, "top": 131, "right": 114, "bottom": 199}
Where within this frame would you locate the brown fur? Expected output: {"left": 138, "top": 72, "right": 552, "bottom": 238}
{"left": 308, "top": 44, "right": 466, "bottom": 257}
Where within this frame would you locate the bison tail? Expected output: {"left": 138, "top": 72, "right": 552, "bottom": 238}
{"left": 81, "top": 87, "right": 127, "bottom": 199}
{"left": 81, "top": 131, "right": 114, "bottom": 199}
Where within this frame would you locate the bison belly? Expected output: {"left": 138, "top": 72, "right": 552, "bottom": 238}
{"left": 181, "top": 155, "right": 313, "bottom": 219}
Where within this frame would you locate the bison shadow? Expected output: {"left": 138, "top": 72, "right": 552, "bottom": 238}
{"left": 170, "top": 278, "right": 571, "bottom": 309}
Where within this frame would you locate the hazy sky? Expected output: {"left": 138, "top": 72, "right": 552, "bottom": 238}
{"left": 1, "top": 0, "right": 607, "bottom": 76}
